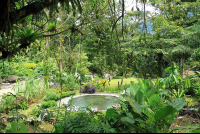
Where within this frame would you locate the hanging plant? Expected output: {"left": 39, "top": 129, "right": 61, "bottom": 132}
{"left": 47, "top": 22, "right": 56, "bottom": 32}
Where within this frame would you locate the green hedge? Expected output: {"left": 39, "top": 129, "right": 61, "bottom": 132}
{"left": 43, "top": 91, "right": 59, "bottom": 101}
{"left": 57, "top": 91, "right": 76, "bottom": 99}
{"left": 41, "top": 100, "right": 57, "bottom": 109}
{"left": 41, "top": 91, "right": 76, "bottom": 109}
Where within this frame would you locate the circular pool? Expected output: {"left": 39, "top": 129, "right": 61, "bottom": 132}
{"left": 70, "top": 95, "right": 118, "bottom": 110}
{"left": 58, "top": 93, "right": 119, "bottom": 111}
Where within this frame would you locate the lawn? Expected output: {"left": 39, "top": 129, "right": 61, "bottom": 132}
{"left": 107, "top": 77, "right": 138, "bottom": 88}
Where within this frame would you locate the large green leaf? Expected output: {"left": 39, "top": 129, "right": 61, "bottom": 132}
{"left": 146, "top": 87, "right": 158, "bottom": 99}
{"left": 167, "top": 98, "right": 186, "bottom": 111}
{"left": 125, "top": 122, "right": 146, "bottom": 133}
{"left": 125, "top": 97, "right": 142, "bottom": 116}
{"left": 144, "top": 79, "right": 150, "bottom": 93}
{"left": 135, "top": 90, "right": 143, "bottom": 105}
{"left": 148, "top": 94, "right": 160, "bottom": 106}
{"left": 11, "top": 120, "right": 18, "bottom": 133}
{"left": 121, "top": 117, "right": 135, "bottom": 124}
{"left": 154, "top": 106, "right": 177, "bottom": 121}
{"left": 126, "top": 112, "right": 134, "bottom": 119}
{"left": 173, "top": 74, "right": 179, "bottom": 84}
{"left": 138, "top": 79, "right": 144, "bottom": 92}
{"left": 130, "top": 81, "right": 138, "bottom": 97}
{"left": 106, "top": 108, "right": 118, "bottom": 119}
{"left": 19, "top": 124, "right": 28, "bottom": 133}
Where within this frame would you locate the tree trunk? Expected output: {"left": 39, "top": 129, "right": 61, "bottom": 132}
{"left": 195, "top": 4, "right": 196, "bottom": 20}
{"left": 75, "top": 35, "right": 81, "bottom": 76}
{"left": 121, "top": 69, "right": 126, "bottom": 86}
{"left": 43, "top": 8, "right": 50, "bottom": 90}
{"left": 68, "top": 37, "right": 71, "bottom": 72}
{"left": 57, "top": 8, "right": 64, "bottom": 122}
{"left": 157, "top": 53, "right": 163, "bottom": 77}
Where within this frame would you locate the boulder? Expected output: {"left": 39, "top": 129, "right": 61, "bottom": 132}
{"left": 111, "top": 104, "right": 121, "bottom": 109}
{"left": 85, "top": 74, "right": 93, "bottom": 81}
{"left": 7, "top": 75, "right": 18, "bottom": 83}
{"left": 81, "top": 84, "right": 96, "bottom": 94}
{"left": 104, "top": 74, "right": 113, "bottom": 79}
{"left": 74, "top": 73, "right": 80, "bottom": 79}
{"left": 2, "top": 77, "right": 7, "bottom": 83}
{"left": 50, "top": 82, "right": 60, "bottom": 89}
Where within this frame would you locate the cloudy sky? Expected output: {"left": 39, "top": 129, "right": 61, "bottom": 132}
{"left": 125, "top": 0, "right": 160, "bottom": 13}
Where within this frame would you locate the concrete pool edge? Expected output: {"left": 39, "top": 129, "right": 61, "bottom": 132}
{"left": 57, "top": 93, "right": 120, "bottom": 111}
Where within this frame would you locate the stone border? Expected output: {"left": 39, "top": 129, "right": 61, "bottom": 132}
{"left": 57, "top": 93, "right": 120, "bottom": 111}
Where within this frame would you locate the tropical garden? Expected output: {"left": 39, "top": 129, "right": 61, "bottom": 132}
{"left": 0, "top": 0, "right": 200, "bottom": 133}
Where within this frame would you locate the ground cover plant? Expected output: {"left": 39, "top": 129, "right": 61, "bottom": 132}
{"left": 0, "top": 0, "right": 200, "bottom": 133}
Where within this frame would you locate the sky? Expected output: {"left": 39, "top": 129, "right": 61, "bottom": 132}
{"left": 125, "top": 0, "right": 160, "bottom": 13}
{"left": 124, "top": 0, "right": 159, "bottom": 34}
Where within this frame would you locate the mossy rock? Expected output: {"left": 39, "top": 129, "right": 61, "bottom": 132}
{"left": 7, "top": 75, "right": 18, "bottom": 83}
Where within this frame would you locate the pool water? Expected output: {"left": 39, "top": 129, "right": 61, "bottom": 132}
{"left": 69, "top": 95, "right": 118, "bottom": 110}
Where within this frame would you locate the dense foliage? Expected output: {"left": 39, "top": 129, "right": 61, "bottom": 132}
{"left": 0, "top": 0, "right": 200, "bottom": 133}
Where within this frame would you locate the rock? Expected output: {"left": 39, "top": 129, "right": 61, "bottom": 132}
{"left": 85, "top": 74, "right": 93, "bottom": 81}
{"left": 92, "top": 73, "right": 97, "bottom": 78}
{"left": 104, "top": 74, "right": 113, "bottom": 79}
{"left": 7, "top": 75, "right": 18, "bottom": 83}
{"left": 81, "top": 84, "right": 96, "bottom": 94}
{"left": 2, "top": 78, "right": 7, "bottom": 83}
{"left": 97, "top": 108, "right": 102, "bottom": 110}
{"left": 111, "top": 104, "right": 121, "bottom": 109}
{"left": 50, "top": 82, "right": 60, "bottom": 89}
{"left": 79, "top": 87, "right": 83, "bottom": 93}
{"left": 74, "top": 73, "right": 80, "bottom": 79}
{"left": 120, "top": 90, "right": 126, "bottom": 95}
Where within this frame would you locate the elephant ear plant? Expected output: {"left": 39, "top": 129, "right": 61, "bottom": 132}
{"left": 115, "top": 79, "right": 187, "bottom": 133}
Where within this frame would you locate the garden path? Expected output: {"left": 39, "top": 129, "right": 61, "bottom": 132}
{"left": 0, "top": 81, "right": 25, "bottom": 101}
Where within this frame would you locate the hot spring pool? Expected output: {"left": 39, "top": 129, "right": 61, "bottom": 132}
{"left": 69, "top": 95, "right": 118, "bottom": 110}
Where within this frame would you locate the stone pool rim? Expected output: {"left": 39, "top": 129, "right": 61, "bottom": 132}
{"left": 57, "top": 93, "right": 120, "bottom": 110}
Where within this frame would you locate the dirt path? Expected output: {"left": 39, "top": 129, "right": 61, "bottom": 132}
{"left": 0, "top": 81, "right": 25, "bottom": 100}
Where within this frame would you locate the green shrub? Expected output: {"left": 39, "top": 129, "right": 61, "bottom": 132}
{"left": 1, "top": 93, "right": 16, "bottom": 109}
{"left": 113, "top": 76, "right": 122, "bottom": 79}
{"left": 41, "top": 100, "right": 57, "bottom": 109}
{"left": 19, "top": 101, "right": 28, "bottom": 110}
{"left": 0, "top": 105, "right": 5, "bottom": 113}
{"left": 25, "top": 63, "right": 36, "bottom": 69}
{"left": 62, "top": 82, "right": 78, "bottom": 91}
{"left": 30, "top": 106, "right": 41, "bottom": 117}
{"left": 58, "top": 91, "right": 76, "bottom": 99}
{"left": 43, "top": 91, "right": 59, "bottom": 101}
{"left": 51, "top": 88, "right": 61, "bottom": 93}
{"left": 121, "top": 84, "right": 130, "bottom": 90}
{"left": 54, "top": 111, "right": 101, "bottom": 133}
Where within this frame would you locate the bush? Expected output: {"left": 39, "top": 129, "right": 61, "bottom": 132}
{"left": 58, "top": 91, "right": 76, "bottom": 99}
{"left": 113, "top": 76, "right": 122, "bottom": 79}
{"left": 51, "top": 88, "right": 61, "bottom": 93}
{"left": 54, "top": 111, "right": 101, "bottom": 133}
{"left": 25, "top": 63, "right": 36, "bottom": 69}
{"left": 41, "top": 100, "right": 57, "bottom": 109}
{"left": 121, "top": 84, "right": 130, "bottom": 91}
{"left": 1, "top": 93, "right": 16, "bottom": 109}
{"left": 43, "top": 91, "right": 59, "bottom": 101}
{"left": 30, "top": 106, "right": 41, "bottom": 117}
{"left": 62, "top": 82, "right": 78, "bottom": 91}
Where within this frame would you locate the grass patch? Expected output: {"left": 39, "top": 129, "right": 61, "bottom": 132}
{"left": 38, "top": 121, "right": 55, "bottom": 132}
{"left": 184, "top": 96, "right": 200, "bottom": 106}
{"left": 108, "top": 77, "right": 138, "bottom": 88}
{"left": 19, "top": 101, "right": 41, "bottom": 117}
